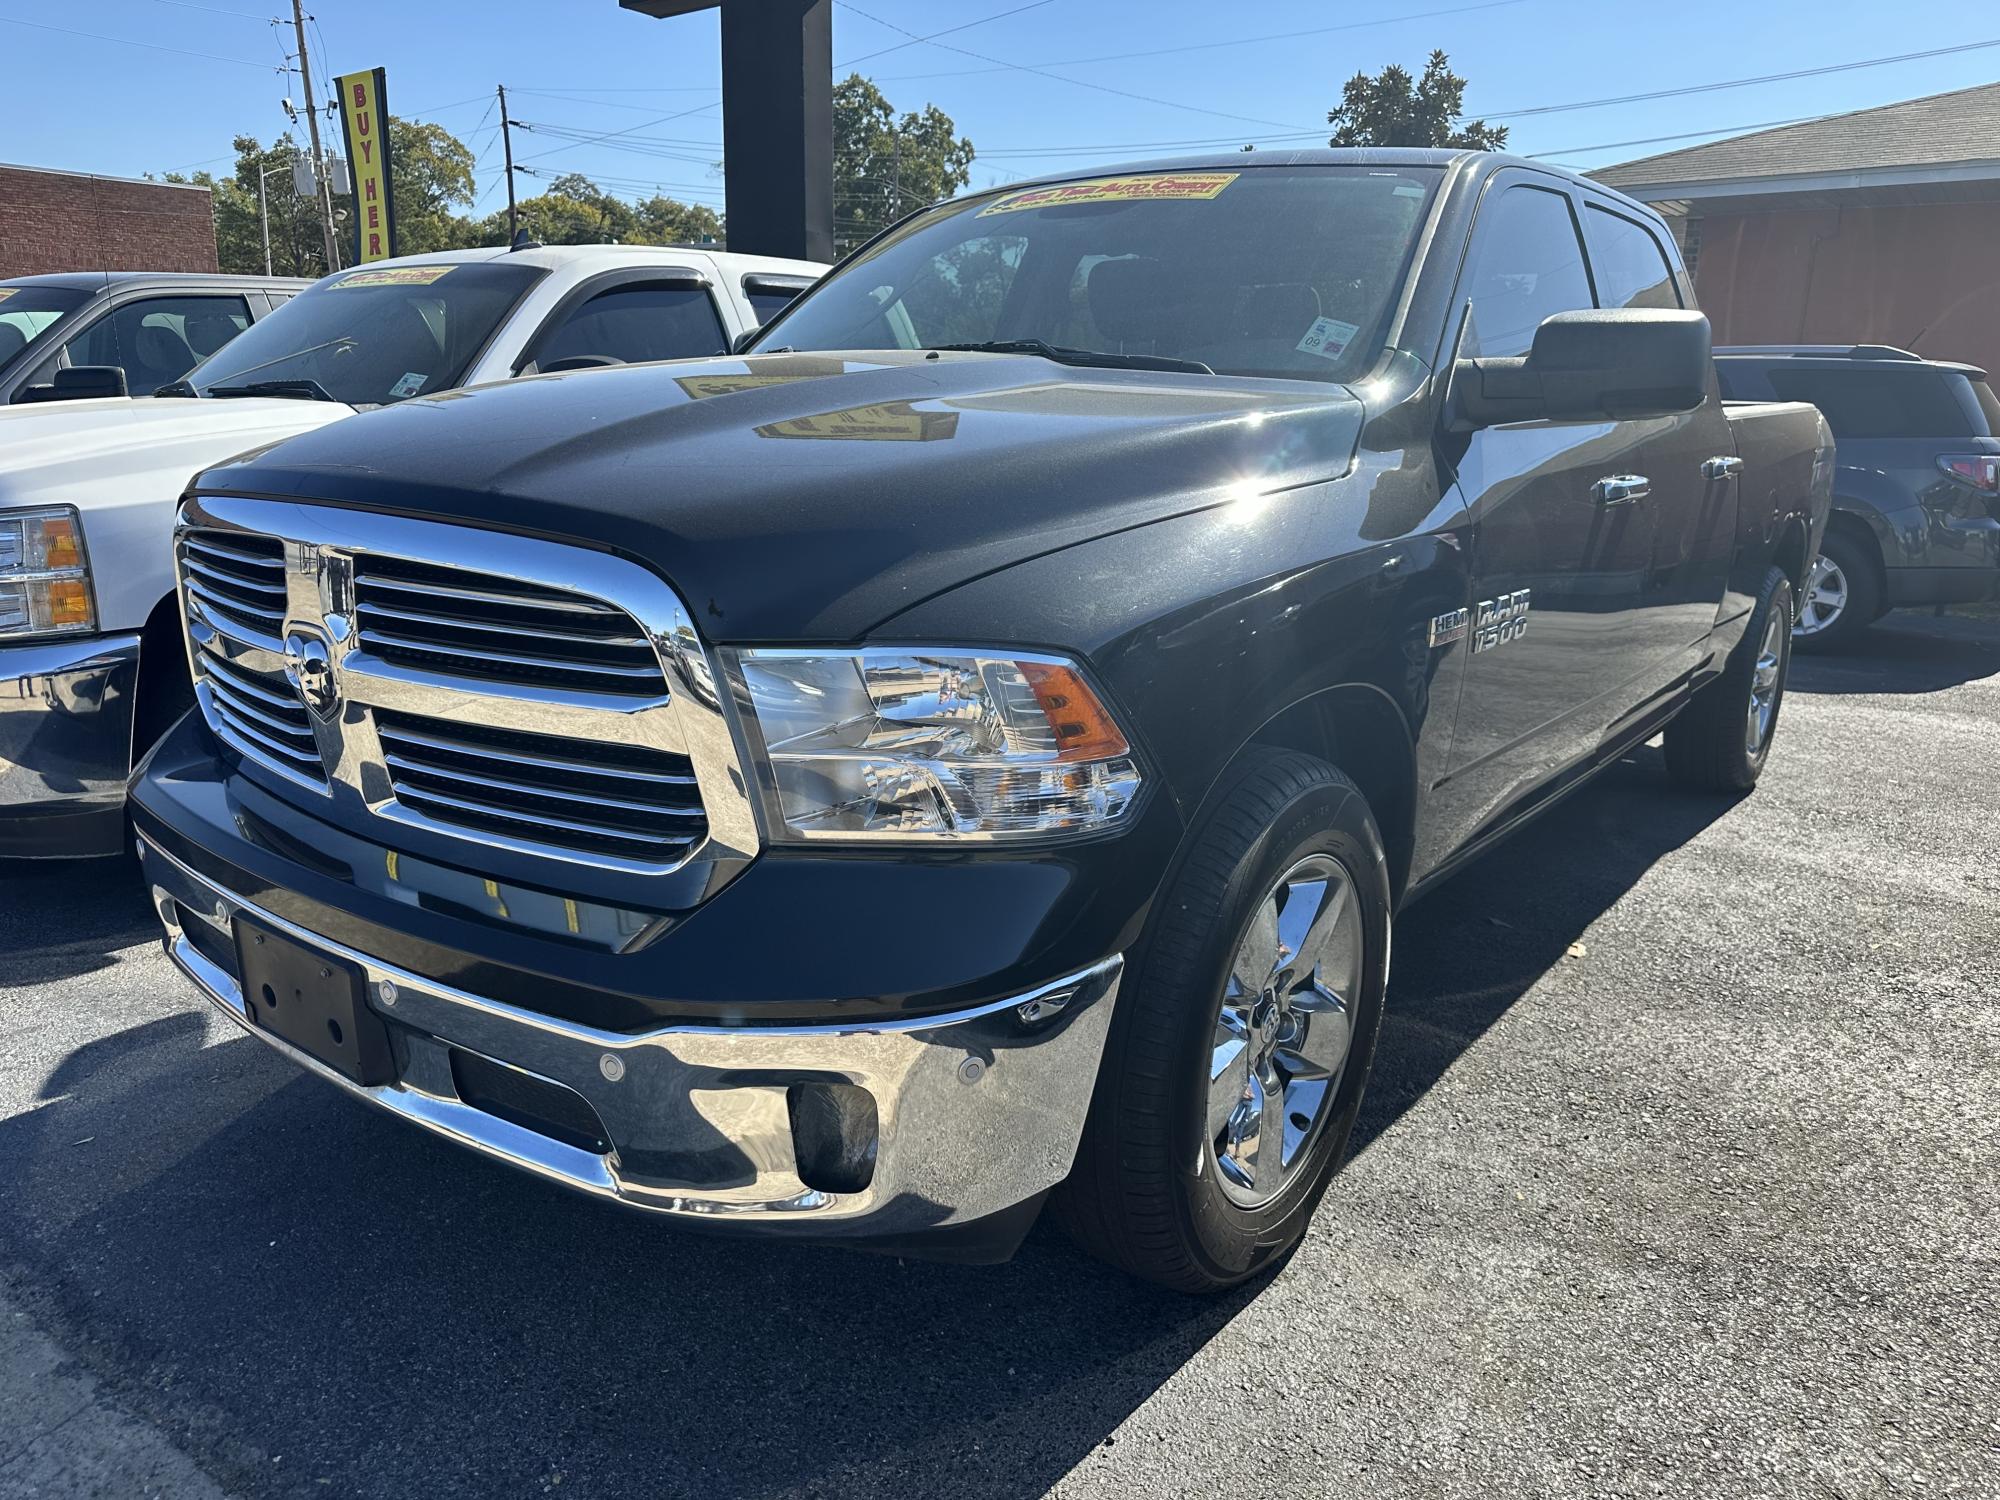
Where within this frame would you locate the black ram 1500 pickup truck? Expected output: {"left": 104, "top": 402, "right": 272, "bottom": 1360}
{"left": 133, "top": 150, "right": 1832, "bottom": 1291}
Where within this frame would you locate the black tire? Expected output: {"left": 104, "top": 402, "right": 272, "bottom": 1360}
{"left": 1054, "top": 747, "right": 1390, "bottom": 1293}
{"left": 1663, "top": 565, "right": 1794, "bottom": 793}
{"left": 132, "top": 606, "right": 195, "bottom": 759}
{"left": 1792, "top": 529, "right": 1879, "bottom": 654}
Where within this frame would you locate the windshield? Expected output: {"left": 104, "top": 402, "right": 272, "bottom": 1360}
{"left": 190, "top": 261, "right": 542, "bottom": 405}
{"left": 0, "top": 286, "right": 87, "bottom": 372}
{"left": 757, "top": 166, "right": 1442, "bottom": 383}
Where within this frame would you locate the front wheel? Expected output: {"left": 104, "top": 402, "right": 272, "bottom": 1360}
{"left": 1054, "top": 748, "right": 1390, "bottom": 1293}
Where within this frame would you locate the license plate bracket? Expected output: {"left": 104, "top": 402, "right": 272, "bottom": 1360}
{"left": 235, "top": 918, "right": 394, "bottom": 1086}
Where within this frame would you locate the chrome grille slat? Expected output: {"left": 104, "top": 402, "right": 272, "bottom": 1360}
{"left": 186, "top": 580, "right": 284, "bottom": 642}
{"left": 183, "top": 534, "right": 282, "bottom": 570}
{"left": 195, "top": 648, "right": 300, "bottom": 711}
{"left": 208, "top": 698, "right": 322, "bottom": 766}
{"left": 205, "top": 676, "right": 316, "bottom": 749}
{"left": 382, "top": 753, "right": 703, "bottom": 820}
{"left": 392, "top": 784, "right": 698, "bottom": 851}
{"left": 372, "top": 719, "right": 696, "bottom": 786}
{"left": 355, "top": 627, "right": 666, "bottom": 681}
{"left": 354, "top": 573, "right": 626, "bottom": 618}
{"left": 182, "top": 554, "right": 287, "bottom": 596}
{"left": 355, "top": 600, "right": 651, "bottom": 649}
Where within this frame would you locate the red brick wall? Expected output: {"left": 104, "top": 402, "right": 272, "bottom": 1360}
{"left": 1690, "top": 198, "right": 2000, "bottom": 377}
{"left": 0, "top": 165, "right": 218, "bottom": 279}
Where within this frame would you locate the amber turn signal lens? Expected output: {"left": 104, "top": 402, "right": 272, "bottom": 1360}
{"left": 34, "top": 578, "right": 93, "bottom": 630}
{"left": 1019, "top": 661, "right": 1129, "bottom": 762}
{"left": 36, "top": 518, "right": 82, "bottom": 571}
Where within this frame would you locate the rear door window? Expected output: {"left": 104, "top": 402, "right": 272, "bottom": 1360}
{"left": 1582, "top": 205, "right": 1682, "bottom": 310}
{"left": 742, "top": 276, "right": 813, "bottom": 324}
{"left": 534, "top": 283, "right": 729, "bottom": 368}
{"left": 1764, "top": 367, "right": 1975, "bottom": 439}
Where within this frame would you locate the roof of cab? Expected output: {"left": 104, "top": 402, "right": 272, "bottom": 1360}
{"left": 0, "top": 270, "right": 309, "bottom": 290}
{"left": 299, "top": 243, "right": 824, "bottom": 283}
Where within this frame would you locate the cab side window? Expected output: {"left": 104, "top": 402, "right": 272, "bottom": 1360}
{"left": 1582, "top": 205, "right": 1682, "bottom": 311}
{"left": 534, "top": 283, "right": 728, "bottom": 369}
{"left": 1458, "top": 184, "right": 1594, "bottom": 360}
{"left": 36, "top": 294, "right": 250, "bottom": 394}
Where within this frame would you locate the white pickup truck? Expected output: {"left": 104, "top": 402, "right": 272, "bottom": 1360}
{"left": 0, "top": 242, "right": 820, "bottom": 857}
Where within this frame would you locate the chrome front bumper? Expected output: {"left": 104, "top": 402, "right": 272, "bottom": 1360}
{"left": 0, "top": 632, "right": 141, "bottom": 857}
{"left": 140, "top": 834, "right": 1122, "bottom": 1240}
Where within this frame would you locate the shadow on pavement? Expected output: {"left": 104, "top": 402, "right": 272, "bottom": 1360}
{"left": 0, "top": 749, "right": 1736, "bottom": 1500}
{"left": 1786, "top": 612, "right": 2000, "bottom": 696}
{"left": 0, "top": 854, "right": 156, "bottom": 988}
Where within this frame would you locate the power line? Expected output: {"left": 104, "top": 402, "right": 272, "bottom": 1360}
{"left": 143, "top": 0, "right": 276, "bottom": 18}
{"left": 510, "top": 87, "right": 726, "bottom": 119}
{"left": 511, "top": 102, "right": 722, "bottom": 167}
{"left": 1526, "top": 114, "right": 1834, "bottom": 163}
{"left": 832, "top": 0, "right": 1308, "bottom": 131}
{"left": 0, "top": 15, "right": 279, "bottom": 70}
{"left": 873, "top": 0, "right": 1528, "bottom": 81}
{"left": 834, "top": 0, "right": 1057, "bottom": 70}
{"left": 1480, "top": 36, "right": 2000, "bottom": 120}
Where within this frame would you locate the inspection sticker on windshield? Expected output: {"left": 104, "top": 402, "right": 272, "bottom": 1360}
{"left": 1296, "top": 316, "right": 1361, "bottom": 361}
{"left": 333, "top": 265, "right": 456, "bottom": 289}
{"left": 389, "top": 372, "right": 428, "bottom": 398}
{"left": 978, "top": 172, "right": 1239, "bottom": 216}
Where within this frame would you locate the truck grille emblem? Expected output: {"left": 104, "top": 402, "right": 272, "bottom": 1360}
{"left": 283, "top": 629, "right": 339, "bottom": 718}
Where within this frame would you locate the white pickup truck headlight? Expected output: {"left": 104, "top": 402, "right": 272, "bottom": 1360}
{"left": 0, "top": 506, "right": 96, "bottom": 640}
{"left": 731, "top": 648, "right": 1143, "bottom": 841}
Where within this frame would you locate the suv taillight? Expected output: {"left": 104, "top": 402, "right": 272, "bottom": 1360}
{"left": 1937, "top": 454, "right": 2000, "bottom": 492}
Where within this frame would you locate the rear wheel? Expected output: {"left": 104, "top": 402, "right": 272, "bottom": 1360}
{"left": 1793, "top": 530, "right": 1879, "bottom": 652}
{"left": 1055, "top": 748, "right": 1390, "bottom": 1293}
{"left": 1663, "top": 565, "right": 1793, "bottom": 792}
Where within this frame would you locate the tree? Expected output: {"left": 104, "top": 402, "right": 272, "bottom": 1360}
{"left": 833, "top": 75, "right": 975, "bottom": 254}
{"left": 469, "top": 172, "right": 722, "bottom": 248}
{"left": 1326, "top": 51, "right": 1507, "bottom": 151}
{"left": 381, "top": 117, "right": 478, "bottom": 255}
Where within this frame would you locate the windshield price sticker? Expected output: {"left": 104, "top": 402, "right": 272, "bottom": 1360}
{"left": 1296, "top": 316, "right": 1361, "bottom": 361}
{"left": 978, "top": 172, "right": 1239, "bottom": 217}
{"left": 333, "top": 265, "right": 456, "bottom": 290}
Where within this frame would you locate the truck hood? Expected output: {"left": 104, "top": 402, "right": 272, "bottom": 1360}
{"left": 0, "top": 395, "right": 354, "bottom": 507}
{"left": 198, "top": 350, "right": 1367, "bottom": 640}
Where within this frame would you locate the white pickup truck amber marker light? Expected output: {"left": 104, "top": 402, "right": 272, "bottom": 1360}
{"left": 0, "top": 506, "right": 96, "bottom": 638}
{"left": 731, "top": 647, "right": 1142, "bottom": 841}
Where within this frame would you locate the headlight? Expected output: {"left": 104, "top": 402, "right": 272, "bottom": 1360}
{"left": 731, "top": 647, "right": 1144, "bottom": 841}
{"left": 0, "top": 506, "right": 96, "bottom": 640}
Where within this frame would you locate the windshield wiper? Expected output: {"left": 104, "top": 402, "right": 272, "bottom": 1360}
{"left": 154, "top": 378, "right": 198, "bottom": 398}
{"left": 929, "top": 339, "right": 1213, "bottom": 375}
{"left": 204, "top": 378, "right": 341, "bottom": 403}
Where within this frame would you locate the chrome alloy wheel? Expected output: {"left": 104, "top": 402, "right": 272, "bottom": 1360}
{"left": 1207, "top": 854, "right": 1364, "bottom": 1209}
{"left": 1747, "top": 603, "right": 1787, "bottom": 755}
{"left": 1796, "top": 554, "right": 1848, "bottom": 638}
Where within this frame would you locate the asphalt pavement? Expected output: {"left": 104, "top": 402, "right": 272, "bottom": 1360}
{"left": 2, "top": 611, "right": 1996, "bottom": 1499}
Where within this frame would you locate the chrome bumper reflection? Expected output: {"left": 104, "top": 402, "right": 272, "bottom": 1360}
{"left": 0, "top": 632, "right": 141, "bottom": 852}
{"left": 140, "top": 835, "right": 1121, "bottom": 1234}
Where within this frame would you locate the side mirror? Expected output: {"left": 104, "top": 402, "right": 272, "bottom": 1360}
{"left": 731, "top": 328, "right": 760, "bottom": 355}
{"left": 53, "top": 365, "right": 131, "bottom": 401}
{"left": 1453, "top": 309, "right": 1710, "bottom": 429}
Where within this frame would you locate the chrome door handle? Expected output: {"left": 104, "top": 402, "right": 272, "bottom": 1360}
{"left": 1702, "top": 455, "right": 1744, "bottom": 481}
{"left": 1592, "top": 474, "right": 1651, "bottom": 505}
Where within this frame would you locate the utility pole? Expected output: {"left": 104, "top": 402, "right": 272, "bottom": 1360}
{"left": 890, "top": 127, "right": 901, "bottom": 220}
{"left": 498, "top": 84, "right": 519, "bottom": 241}
{"left": 290, "top": 0, "right": 340, "bottom": 272}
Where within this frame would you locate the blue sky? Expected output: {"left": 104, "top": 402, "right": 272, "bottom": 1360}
{"left": 6, "top": 0, "right": 1995, "bottom": 217}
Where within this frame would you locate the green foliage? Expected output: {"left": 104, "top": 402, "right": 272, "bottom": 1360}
{"left": 469, "top": 172, "right": 723, "bottom": 247}
{"left": 1326, "top": 51, "right": 1507, "bottom": 151}
{"left": 382, "top": 118, "right": 478, "bottom": 255}
{"left": 834, "top": 75, "right": 975, "bottom": 254}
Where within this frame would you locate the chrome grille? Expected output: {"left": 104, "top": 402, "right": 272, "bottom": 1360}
{"left": 181, "top": 531, "right": 287, "bottom": 643}
{"left": 179, "top": 530, "right": 328, "bottom": 789}
{"left": 353, "top": 555, "right": 668, "bottom": 698}
{"left": 376, "top": 712, "right": 706, "bottom": 863}
{"left": 174, "top": 497, "right": 760, "bottom": 878}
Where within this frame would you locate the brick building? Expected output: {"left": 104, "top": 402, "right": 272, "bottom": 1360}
{"left": 1595, "top": 83, "right": 2000, "bottom": 376}
{"left": 0, "top": 162, "right": 218, "bottom": 280}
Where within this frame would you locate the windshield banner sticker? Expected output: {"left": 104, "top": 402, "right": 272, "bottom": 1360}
{"left": 978, "top": 172, "right": 1239, "bottom": 217}
{"left": 333, "top": 265, "right": 456, "bottom": 289}
{"left": 1296, "top": 316, "right": 1361, "bottom": 361}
